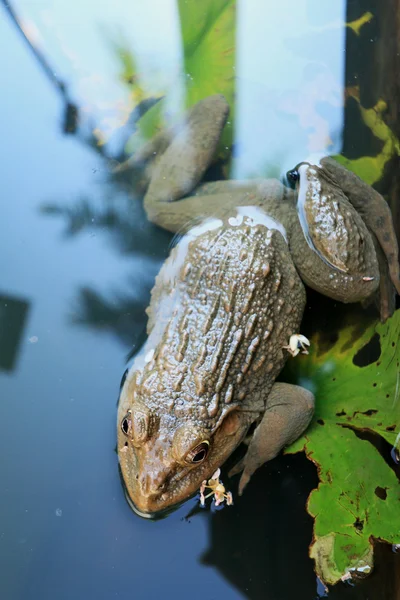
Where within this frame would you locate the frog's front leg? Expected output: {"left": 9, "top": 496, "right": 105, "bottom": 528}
{"left": 321, "top": 157, "right": 400, "bottom": 297}
{"left": 229, "top": 382, "right": 315, "bottom": 495}
{"left": 286, "top": 160, "right": 399, "bottom": 320}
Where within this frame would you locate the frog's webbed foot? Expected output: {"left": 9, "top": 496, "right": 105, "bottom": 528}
{"left": 228, "top": 383, "right": 315, "bottom": 495}
{"left": 321, "top": 157, "right": 400, "bottom": 300}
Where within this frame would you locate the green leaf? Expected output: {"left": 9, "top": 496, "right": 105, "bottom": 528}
{"left": 126, "top": 99, "right": 165, "bottom": 154}
{"left": 333, "top": 95, "right": 400, "bottom": 186}
{"left": 284, "top": 309, "right": 400, "bottom": 585}
{"left": 103, "top": 28, "right": 154, "bottom": 108}
{"left": 346, "top": 11, "right": 374, "bottom": 36}
{"left": 127, "top": 0, "right": 236, "bottom": 154}
{"left": 178, "top": 0, "right": 236, "bottom": 151}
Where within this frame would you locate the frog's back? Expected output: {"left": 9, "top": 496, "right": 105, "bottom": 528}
{"left": 142, "top": 210, "right": 306, "bottom": 427}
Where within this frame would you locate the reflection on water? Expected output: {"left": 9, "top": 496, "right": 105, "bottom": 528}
{"left": 196, "top": 454, "right": 319, "bottom": 599}
{"left": 41, "top": 191, "right": 172, "bottom": 348}
{"left": 234, "top": 1, "right": 346, "bottom": 178}
{"left": 0, "top": 294, "right": 30, "bottom": 372}
{"left": 1, "top": 0, "right": 400, "bottom": 598}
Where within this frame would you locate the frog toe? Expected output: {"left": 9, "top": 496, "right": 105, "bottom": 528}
{"left": 228, "top": 458, "right": 257, "bottom": 495}
{"left": 238, "top": 470, "right": 252, "bottom": 496}
{"left": 228, "top": 457, "right": 245, "bottom": 479}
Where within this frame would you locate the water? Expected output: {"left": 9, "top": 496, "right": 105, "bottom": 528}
{"left": 1, "top": 1, "right": 399, "bottom": 598}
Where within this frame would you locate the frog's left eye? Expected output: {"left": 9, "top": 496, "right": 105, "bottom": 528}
{"left": 121, "top": 413, "right": 132, "bottom": 436}
{"left": 185, "top": 441, "right": 210, "bottom": 465}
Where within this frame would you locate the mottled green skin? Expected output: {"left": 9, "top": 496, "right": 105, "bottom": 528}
{"left": 118, "top": 95, "right": 400, "bottom": 517}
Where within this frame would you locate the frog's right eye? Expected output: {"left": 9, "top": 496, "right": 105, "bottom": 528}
{"left": 185, "top": 440, "right": 210, "bottom": 465}
{"left": 286, "top": 168, "right": 300, "bottom": 187}
{"left": 121, "top": 413, "right": 132, "bottom": 436}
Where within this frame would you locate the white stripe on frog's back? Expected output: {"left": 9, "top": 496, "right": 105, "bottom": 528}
{"left": 121, "top": 219, "right": 225, "bottom": 381}
{"left": 137, "top": 217, "right": 224, "bottom": 368}
{"left": 234, "top": 206, "right": 288, "bottom": 242}
{"left": 164, "top": 217, "right": 224, "bottom": 286}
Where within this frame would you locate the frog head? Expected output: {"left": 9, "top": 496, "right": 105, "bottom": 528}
{"left": 118, "top": 367, "right": 253, "bottom": 517}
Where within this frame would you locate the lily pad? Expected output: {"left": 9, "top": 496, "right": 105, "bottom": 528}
{"left": 284, "top": 309, "right": 400, "bottom": 585}
{"left": 178, "top": 0, "right": 235, "bottom": 150}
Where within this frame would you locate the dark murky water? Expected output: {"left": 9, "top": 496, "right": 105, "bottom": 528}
{"left": 1, "top": 1, "right": 399, "bottom": 599}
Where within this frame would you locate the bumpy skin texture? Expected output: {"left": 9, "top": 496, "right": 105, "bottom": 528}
{"left": 118, "top": 95, "right": 400, "bottom": 517}
{"left": 118, "top": 215, "right": 307, "bottom": 514}
{"left": 321, "top": 156, "right": 400, "bottom": 295}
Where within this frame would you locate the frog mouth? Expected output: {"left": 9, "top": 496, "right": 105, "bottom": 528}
{"left": 123, "top": 488, "right": 156, "bottom": 519}
{"left": 122, "top": 486, "right": 186, "bottom": 520}
{"left": 118, "top": 464, "right": 188, "bottom": 520}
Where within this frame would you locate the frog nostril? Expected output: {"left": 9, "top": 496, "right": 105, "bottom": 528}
{"left": 137, "top": 473, "right": 167, "bottom": 495}
{"left": 138, "top": 474, "right": 150, "bottom": 494}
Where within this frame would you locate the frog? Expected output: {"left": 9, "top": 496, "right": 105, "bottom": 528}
{"left": 117, "top": 94, "right": 400, "bottom": 518}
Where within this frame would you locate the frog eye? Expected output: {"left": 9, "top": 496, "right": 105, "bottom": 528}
{"left": 287, "top": 168, "right": 300, "bottom": 187}
{"left": 121, "top": 413, "right": 132, "bottom": 436}
{"left": 185, "top": 441, "right": 210, "bottom": 465}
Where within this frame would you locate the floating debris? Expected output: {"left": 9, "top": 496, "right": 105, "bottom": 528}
{"left": 283, "top": 333, "right": 310, "bottom": 357}
{"left": 199, "top": 468, "right": 233, "bottom": 508}
{"left": 341, "top": 563, "right": 372, "bottom": 584}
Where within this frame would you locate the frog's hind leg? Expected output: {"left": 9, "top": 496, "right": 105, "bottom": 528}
{"left": 361, "top": 234, "right": 397, "bottom": 322}
{"left": 114, "top": 125, "right": 173, "bottom": 183}
{"left": 228, "top": 383, "right": 315, "bottom": 495}
{"left": 321, "top": 157, "right": 400, "bottom": 297}
{"left": 143, "top": 95, "right": 230, "bottom": 230}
